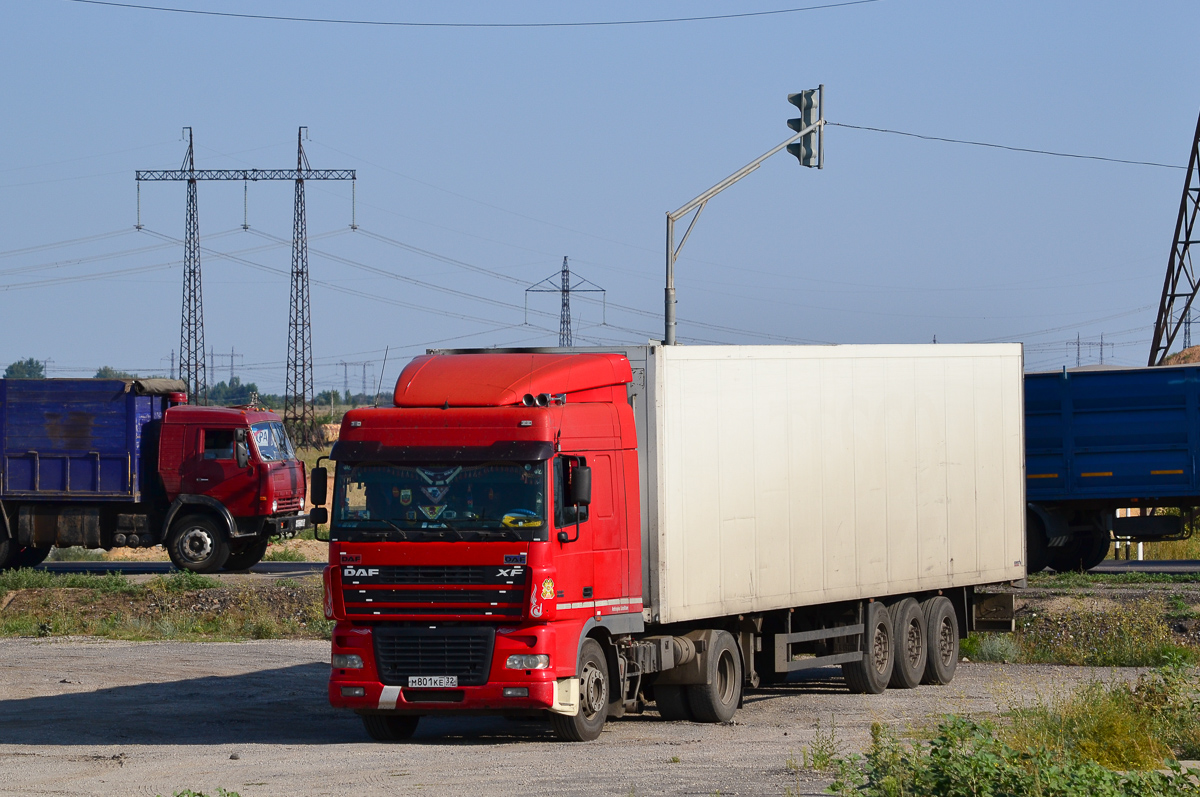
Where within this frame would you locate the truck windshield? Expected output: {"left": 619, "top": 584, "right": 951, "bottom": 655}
{"left": 331, "top": 461, "right": 548, "bottom": 542}
{"left": 251, "top": 421, "right": 297, "bottom": 462}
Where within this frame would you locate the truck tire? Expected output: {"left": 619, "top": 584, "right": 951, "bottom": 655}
{"left": 887, "top": 598, "right": 927, "bottom": 689}
{"left": 1025, "top": 509, "right": 1050, "bottom": 574}
{"left": 842, "top": 600, "right": 894, "bottom": 694}
{"left": 223, "top": 537, "right": 270, "bottom": 571}
{"left": 1080, "top": 529, "right": 1112, "bottom": 571}
{"left": 921, "top": 596, "right": 959, "bottom": 685}
{"left": 361, "top": 714, "right": 420, "bottom": 741}
{"left": 549, "top": 638, "right": 608, "bottom": 742}
{"left": 166, "top": 514, "right": 230, "bottom": 573}
{"left": 653, "top": 685, "right": 694, "bottom": 721}
{"left": 12, "top": 545, "right": 51, "bottom": 569}
{"left": 686, "top": 630, "right": 743, "bottom": 723}
{"left": 0, "top": 537, "right": 14, "bottom": 570}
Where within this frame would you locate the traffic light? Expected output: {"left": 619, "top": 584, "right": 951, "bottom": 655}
{"left": 786, "top": 88, "right": 822, "bottom": 168}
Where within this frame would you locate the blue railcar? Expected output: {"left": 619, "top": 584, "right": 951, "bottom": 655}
{"left": 1024, "top": 364, "right": 1200, "bottom": 571}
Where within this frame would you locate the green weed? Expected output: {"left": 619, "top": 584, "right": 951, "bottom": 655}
{"left": 1017, "top": 599, "right": 1194, "bottom": 667}
{"left": 961, "top": 632, "right": 1021, "bottom": 663}
{"left": 263, "top": 546, "right": 306, "bottom": 562}
{"left": 0, "top": 569, "right": 137, "bottom": 594}
{"left": 802, "top": 717, "right": 842, "bottom": 772}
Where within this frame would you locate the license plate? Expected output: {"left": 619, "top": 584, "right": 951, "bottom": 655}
{"left": 408, "top": 676, "right": 457, "bottom": 688}
{"left": 295, "top": 517, "right": 307, "bottom": 529}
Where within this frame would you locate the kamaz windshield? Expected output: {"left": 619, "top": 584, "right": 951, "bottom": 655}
{"left": 251, "top": 421, "right": 297, "bottom": 462}
{"left": 331, "top": 461, "right": 547, "bottom": 542}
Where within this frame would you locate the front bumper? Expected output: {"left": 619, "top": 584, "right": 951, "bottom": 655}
{"left": 264, "top": 512, "right": 307, "bottom": 538}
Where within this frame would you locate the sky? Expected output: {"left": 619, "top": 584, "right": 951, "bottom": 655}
{"left": 2, "top": 0, "right": 1198, "bottom": 394}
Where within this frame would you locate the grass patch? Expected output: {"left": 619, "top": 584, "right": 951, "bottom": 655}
{"left": 1029, "top": 570, "right": 1200, "bottom": 587}
{"left": 0, "top": 569, "right": 138, "bottom": 595}
{"left": 0, "top": 573, "right": 332, "bottom": 641}
{"left": 1017, "top": 599, "right": 1194, "bottom": 666}
{"left": 827, "top": 717, "right": 1200, "bottom": 797}
{"left": 961, "top": 632, "right": 1021, "bottom": 663}
{"left": 263, "top": 546, "right": 306, "bottom": 562}
{"left": 826, "top": 665, "right": 1200, "bottom": 796}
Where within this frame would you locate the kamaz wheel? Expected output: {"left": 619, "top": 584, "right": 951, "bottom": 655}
{"left": 12, "top": 545, "right": 51, "bottom": 569}
{"left": 550, "top": 638, "right": 608, "bottom": 742}
{"left": 166, "top": 514, "right": 230, "bottom": 573}
{"left": 362, "top": 714, "right": 420, "bottom": 742}
{"left": 223, "top": 537, "right": 270, "bottom": 571}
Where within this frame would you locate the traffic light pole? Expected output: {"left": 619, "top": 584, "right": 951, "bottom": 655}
{"left": 664, "top": 87, "right": 824, "bottom": 345}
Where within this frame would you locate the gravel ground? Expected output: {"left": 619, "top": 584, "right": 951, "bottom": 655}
{"left": 0, "top": 638, "right": 1140, "bottom": 797}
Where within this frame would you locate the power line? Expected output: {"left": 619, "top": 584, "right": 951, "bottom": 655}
{"left": 65, "top": 0, "right": 881, "bottom": 28}
{"left": 828, "top": 122, "right": 1186, "bottom": 170}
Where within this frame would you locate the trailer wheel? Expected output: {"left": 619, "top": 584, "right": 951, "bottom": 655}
{"left": 223, "top": 537, "right": 270, "bottom": 571}
{"left": 653, "top": 685, "right": 694, "bottom": 721}
{"left": 1080, "top": 529, "right": 1112, "bottom": 571}
{"left": 686, "top": 630, "right": 743, "bottom": 722}
{"left": 920, "top": 596, "right": 959, "bottom": 685}
{"left": 1051, "top": 529, "right": 1110, "bottom": 573}
{"left": 887, "top": 598, "right": 927, "bottom": 689}
{"left": 1025, "top": 509, "right": 1050, "bottom": 574}
{"left": 361, "top": 714, "right": 420, "bottom": 742}
{"left": 550, "top": 638, "right": 608, "bottom": 742}
{"left": 12, "top": 545, "right": 51, "bottom": 569}
{"left": 166, "top": 514, "right": 230, "bottom": 573}
{"left": 843, "top": 600, "right": 894, "bottom": 694}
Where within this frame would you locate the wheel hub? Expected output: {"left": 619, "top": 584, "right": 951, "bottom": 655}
{"left": 580, "top": 661, "right": 606, "bottom": 718}
{"left": 179, "top": 528, "right": 213, "bottom": 562}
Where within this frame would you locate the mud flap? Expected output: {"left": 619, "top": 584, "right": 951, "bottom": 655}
{"left": 549, "top": 676, "right": 580, "bottom": 715}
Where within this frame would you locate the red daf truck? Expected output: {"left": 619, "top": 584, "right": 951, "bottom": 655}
{"left": 314, "top": 346, "right": 1023, "bottom": 742}
{"left": 0, "top": 378, "right": 308, "bottom": 573}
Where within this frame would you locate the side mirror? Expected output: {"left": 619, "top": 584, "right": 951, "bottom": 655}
{"left": 235, "top": 442, "right": 249, "bottom": 469}
{"left": 235, "top": 428, "right": 247, "bottom": 443}
{"left": 569, "top": 465, "right": 592, "bottom": 506}
{"left": 311, "top": 466, "right": 328, "bottom": 505}
{"left": 310, "top": 506, "right": 329, "bottom": 526}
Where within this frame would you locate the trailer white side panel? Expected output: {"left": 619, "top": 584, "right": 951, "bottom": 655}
{"left": 651, "top": 344, "right": 1024, "bottom": 625}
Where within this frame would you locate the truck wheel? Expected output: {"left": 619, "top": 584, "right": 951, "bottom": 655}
{"left": 166, "top": 515, "right": 230, "bottom": 573}
{"left": 549, "top": 638, "right": 608, "bottom": 742}
{"left": 0, "top": 537, "right": 14, "bottom": 570}
{"left": 223, "top": 538, "right": 270, "bottom": 571}
{"left": 1049, "top": 534, "right": 1104, "bottom": 573}
{"left": 12, "top": 546, "right": 51, "bottom": 569}
{"left": 1025, "top": 509, "right": 1050, "bottom": 574}
{"left": 361, "top": 714, "right": 420, "bottom": 742}
{"left": 1079, "top": 529, "right": 1112, "bottom": 572}
{"left": 686, "top": 630, "right": 743, "bottom": 722}
{"left": 887, "top": 598, "right": 927, "bottom": 689}
{"left": 842, "top": 600, "right": 894, "bottom": 694}
{"left": 653, "top": 685, "right": 694, "bottom": 721}
{"left": 921, "top": 596, "right": 959, "bottom": 685}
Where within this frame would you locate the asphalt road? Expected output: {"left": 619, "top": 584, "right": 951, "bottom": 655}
{"left": 1089, "top": 558, "right": 1200, "bottom": 574}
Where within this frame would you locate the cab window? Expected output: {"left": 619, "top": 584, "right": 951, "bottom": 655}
{"left": 203, "top": 429, "right": 235, "bottom": 460}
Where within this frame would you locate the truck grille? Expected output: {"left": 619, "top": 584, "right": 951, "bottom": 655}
{"left": 275, "top": 495, "right": 303, "bottom": 512}
{"left": 340, "top": 564, "right": 529, "bottom": 619}
{"left": 373, "top": 626, "right": 495, "bottom": 686}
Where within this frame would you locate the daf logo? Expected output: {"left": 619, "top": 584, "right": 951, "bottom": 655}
{"left": 343, "top": 567, "right": 379, "bottom": 578}
{"left": 497, "top": 567, "right": 524, "bottom": 578}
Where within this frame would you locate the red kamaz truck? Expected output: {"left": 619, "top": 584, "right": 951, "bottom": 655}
{"left": 0, "top": 378, "right": 308, "bottom": 573}
{"left": 313, "top": 346, "right": 1023, "bottom": 742}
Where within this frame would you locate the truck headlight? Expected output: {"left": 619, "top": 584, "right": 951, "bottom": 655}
{"left": 505, "top": 654, "right": 549, "bottom": 670}
{"left": 272, "top": 499, "right": 278, "bottom": 512}
{"left": 332, "top": 654, "right": 363, "bottom": 669}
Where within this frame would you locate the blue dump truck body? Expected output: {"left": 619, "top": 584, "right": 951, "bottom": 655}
{"left": 1024, "top": 364, "right": 1200, "bottom": 571}
{"left": 0, "top": 378, "right": 172, "bottom": 501}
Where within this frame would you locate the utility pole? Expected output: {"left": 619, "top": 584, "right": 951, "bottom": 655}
{"left": 212, "top": 347, "right": 243, "bottom": 382}
{"left": 558, "top": 257, "right": 572, "bottom": 346}
{"left": 1149, "top": 108, "right": 1200, "bottom": 364}
{"left": 137, "top": 127, "right": 354, "bottom": 437}
{"left": 664, "top": 87, "right": 824, "bottom": 344}
{"left": 526, "top": 257, "right": 604, "bottom": 347}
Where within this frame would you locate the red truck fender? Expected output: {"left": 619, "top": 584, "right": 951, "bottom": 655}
{"left": 161, "top": 495, "right": 237, "bottom": 541}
